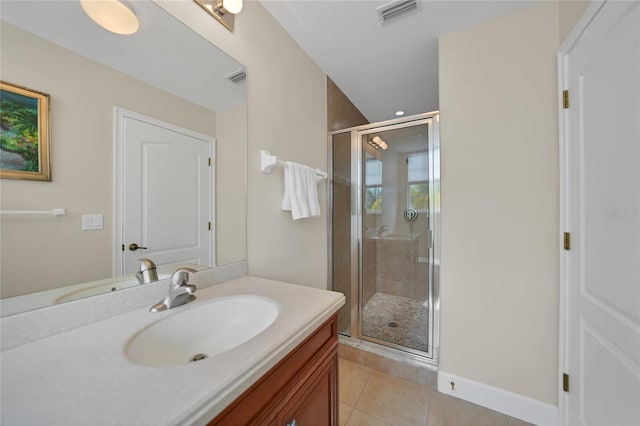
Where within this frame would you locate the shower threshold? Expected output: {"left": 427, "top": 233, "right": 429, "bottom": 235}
{"left": 338, "top": 335, "right": 438, "bottom": 387}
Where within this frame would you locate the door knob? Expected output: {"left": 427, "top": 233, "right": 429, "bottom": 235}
{"left": 128, "top": 243, "right": 148, "bottom": 251}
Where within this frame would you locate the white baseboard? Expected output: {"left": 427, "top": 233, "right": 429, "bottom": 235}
{"left": 437, "top": 371, "right": 558, "bottom": 426}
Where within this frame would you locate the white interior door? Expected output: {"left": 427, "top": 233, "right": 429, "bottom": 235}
{"left": 116, "top": 109, "right": 213, "bottom": 275}
{"left": 565, "top": 1, "right": 640, "bottom": 425}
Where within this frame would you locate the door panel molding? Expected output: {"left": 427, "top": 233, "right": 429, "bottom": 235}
{"left": 558, "top": 1, "right": 640, "bottom": 424}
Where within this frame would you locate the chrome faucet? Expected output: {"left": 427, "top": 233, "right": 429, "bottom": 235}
{"left": 377, "top": 225, "right": 388, "bottom": 237}
{"left": 136, "top": 258, "right": 158, "bottom": 284}
{"left": 149, "top": 268, "right": 197, "bottom": 312}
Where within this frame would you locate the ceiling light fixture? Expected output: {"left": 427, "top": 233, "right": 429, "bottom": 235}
{"left": 195, "top": 0, "right": 243, "bottom": 32}
{"left": 395, "top": 110, "right": 405, "bottom": 116}
{"left": 369, "top": 136, "right": 388, "bottom": 151}
{"left": 80, "top": 0, "right": 139, "bottom": 35}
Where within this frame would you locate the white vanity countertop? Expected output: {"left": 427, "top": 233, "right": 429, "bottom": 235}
{"left": 0, "top": 276, "right": 345, "bottom": 426}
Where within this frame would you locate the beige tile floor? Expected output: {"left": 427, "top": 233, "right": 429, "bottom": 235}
{"left": 339, "top": 358, "right": 534, "bottom": 426}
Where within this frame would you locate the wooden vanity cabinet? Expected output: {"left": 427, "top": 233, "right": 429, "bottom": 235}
{"left": 208, "top": 314, "right": 338, "bottom": 426}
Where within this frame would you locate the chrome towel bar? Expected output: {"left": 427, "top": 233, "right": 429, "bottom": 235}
{"left": 0, "top": 209, "right": 66, "bottom": 216}
{"left": 260, "top": 150, "right": 327, "bottom": 180}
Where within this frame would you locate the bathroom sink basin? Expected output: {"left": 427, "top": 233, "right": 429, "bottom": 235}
{"left": 126, "top": 296, "right": 279, "bottom": 366}
{"left": 55, "top": 274, "right": 170, "bottom": 303}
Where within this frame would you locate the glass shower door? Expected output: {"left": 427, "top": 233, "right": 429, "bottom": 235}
{"left": 358, "top": 121, "right": 433, "bottom": 355}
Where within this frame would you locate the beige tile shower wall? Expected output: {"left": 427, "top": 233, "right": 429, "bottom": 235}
{"left": 0, "top": 23, "right": 218, "bottom": 298}
{"left": 372, "top": 147, "right": 430, "bottom": 302}
{"left": 327, "top": 77, "right": 369, "bottom": 131}
{"left": 372, "top": 233, "right": 428, "bottom": 301}
{"left": 439, "top": 2, "right": 560, "bottom": 404}
{"left": 374, "top": 238, "right": 418, "bottom": 299}
{"left": 362, "top": 238, "right": 377, "bottom": 307}
{"left": 158, "top": 1, "right": 328, "bottom": 289}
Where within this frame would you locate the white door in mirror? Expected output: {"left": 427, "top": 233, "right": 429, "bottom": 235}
{"left": 121, "top": 112, "right": 214, "bottom": 274}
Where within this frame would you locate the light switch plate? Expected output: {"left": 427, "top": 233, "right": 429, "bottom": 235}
{"left": 82, "top": 214, "right": 103, "bottom": 230}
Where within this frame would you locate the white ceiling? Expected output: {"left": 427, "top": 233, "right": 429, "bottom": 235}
{"left": 260, "top": 0, "right": 536, "bottom": 123}
{"left": 0, "top": 0, "right": 246, "bottom": 112}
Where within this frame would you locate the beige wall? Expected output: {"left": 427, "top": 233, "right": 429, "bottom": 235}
{"left": 0, "top": 23, "right": 226, "bottom": 298}
{"left": 215, "top": 102, "right": 247, "bottom": 266}
{"left": 439, "top": 2, "right": 561, "bottom": 404}
{"left": 160, "top": 0, "right": 328, "bottom": 289}
{"left": 559, "top": 1, "right": 591, "bottom": 43}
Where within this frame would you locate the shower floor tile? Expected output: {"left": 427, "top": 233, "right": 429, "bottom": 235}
{"left": 362, "top": 292, "right": 428, "bottom": 352}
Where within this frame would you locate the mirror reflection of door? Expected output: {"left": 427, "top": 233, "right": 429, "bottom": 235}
{"left": 116, "top": 109, "right": 213, "bottom": 275}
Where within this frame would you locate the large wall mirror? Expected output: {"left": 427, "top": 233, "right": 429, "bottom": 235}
{"left": 0, "top": 0, "right": 247, "bottom": 315}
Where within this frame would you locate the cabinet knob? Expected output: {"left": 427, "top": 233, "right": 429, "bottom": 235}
{"left": 286, "top": 420, "right": 297, "bottom": 426}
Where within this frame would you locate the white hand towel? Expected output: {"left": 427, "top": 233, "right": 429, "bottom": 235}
{"left": 282, "top": 161, "right": 321, "bottom": 220}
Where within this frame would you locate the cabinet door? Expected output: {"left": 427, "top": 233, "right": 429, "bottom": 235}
{"left": 209, "top": 315, "right": 339, "bottom": 426}
{"left": 280, "top": 355, "right": 337, "bottom": 426}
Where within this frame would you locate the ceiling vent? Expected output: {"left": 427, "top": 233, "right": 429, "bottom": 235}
{"left": 225, "top": 69, "right": 246, "bottom": 84}
{"left": 377, "top": 0, "right": 420, "bottom": 24}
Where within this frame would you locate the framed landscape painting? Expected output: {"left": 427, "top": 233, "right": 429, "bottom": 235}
{"left": 0, "top": 81, "right": 51, "bottom": 181}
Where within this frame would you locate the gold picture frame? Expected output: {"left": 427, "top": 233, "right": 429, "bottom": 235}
{"left": 0, "top": 81, "right": 51, "bottom": 181}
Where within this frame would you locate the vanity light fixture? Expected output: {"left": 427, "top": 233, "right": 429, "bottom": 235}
{"left": 395, "top": 110, "right": 405, "bottom": 116}
{"left": 194, "top": 0, "right": 243, "bottom": 33}
{"left": 80, "top": 0, "right": 139, "bottom": 35}
{"left": 223, "top": 0, "right": 243, "bottom": 14}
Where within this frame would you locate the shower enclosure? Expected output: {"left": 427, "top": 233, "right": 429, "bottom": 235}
{"left": 329, "top": 112, "right": 440, "bottom": 361}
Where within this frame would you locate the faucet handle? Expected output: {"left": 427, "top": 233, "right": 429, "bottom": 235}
{"left": 138, "top": 258, "right": 156, "bottom": 272}
{"left": 136, "top": 258, "right": 158, "bottom": 284}
{"left": 171, "top": 267, "right": 198, "bottom": 287}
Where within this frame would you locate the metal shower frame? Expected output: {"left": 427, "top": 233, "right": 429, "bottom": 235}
{"left": 327, "top": 111, "right": 440, "bottom": 363}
